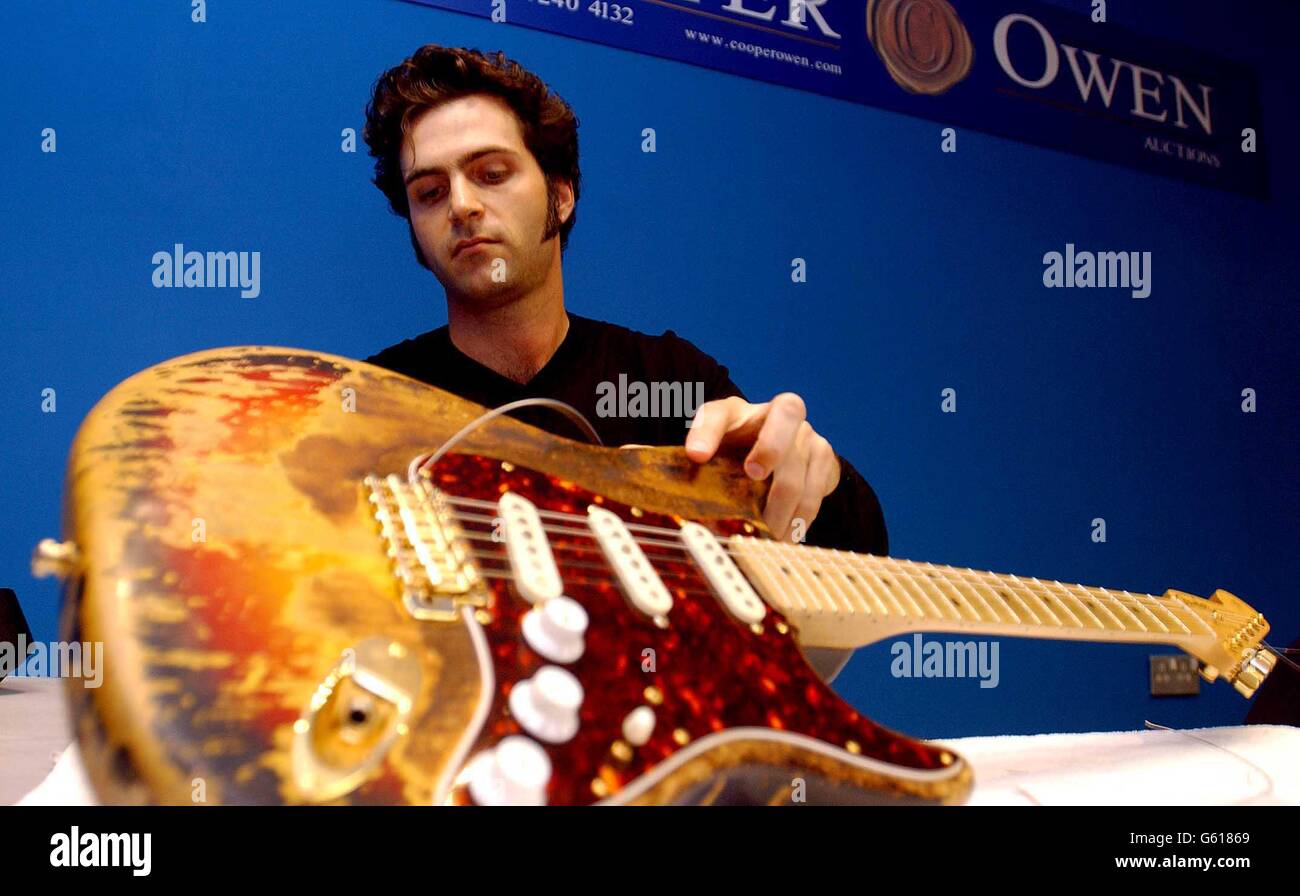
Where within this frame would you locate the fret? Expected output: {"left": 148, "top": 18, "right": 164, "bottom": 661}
{"left": 1027, "top": 575, "right": 1089, "bottom": 628}
{"left": 871, "top": 558, "right": 929, "bottom": 619}
{"left": 858, "top": 556, "right": 914, "bottom": 618}
{"left": 951, "top": 564, "right": 1019, "bottom": 626}
{"left": 882, "top": 557, "right": 976, "bottom": 622}
{"left": 877, "top": 556, "right": 949, "bottom": 622}
{"left": 950, "top": 566, "right": 1016, "bottom": 626}
{"left": 770, "top": 539, "right": 827, "bottom": 617}
{"left": 956, "top": 569, "right": 1003, "bottom": 619}
{"left": 1092, "top": 585, "right": 1147, "bottom": 631}
{"left": 812, "top": 549, "right": 862, "bottom": 616}
{"left": 1101, "top": 586, "right": 1166, "bottom": 633}
{"left": 1038, "top": 576, "right": 1104, "bottom": 629}
{"left": 905, "top": 558, "right": 965, "bottom": 622}
{"left": 1050, "top": 579, "right": 1125, "bottom": 632}
{"left": 1008, "top": 573, "right": 1064, "bottom": 627}
{"left": 758, "top": 539, "right": 810, "bottom": 616}
{"left": 832, "top": 548, "right": 892, "bottom": 617}
{"left": 741, "top": 541, "right": 794, "bottom": 616}
{"left": 977, "top": 569, "right": 1029, "bottom": 626}
{"left": 986, "top": 574, "right": 1040, "bottom": 626}
{"left": 1079, "top": 583, "right": 1133, "bottom": 631}
{"left": 921, "top": 561, "right": 968, "bottom": 624}
{"left": 747, "top": 540, "right": 797, "bottom": 616}
{"left": 939, "top": 576, "right": 984, "bottom": 623}
{"left": 789, "top": 544, "right": 835, "bottom": 616}
{"left": 1132, "top": 590, "right": 1189, "bottom": 634}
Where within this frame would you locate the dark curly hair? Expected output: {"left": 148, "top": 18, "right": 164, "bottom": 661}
{"left": 363, "top": 45, "right": 581, "bottom": 265}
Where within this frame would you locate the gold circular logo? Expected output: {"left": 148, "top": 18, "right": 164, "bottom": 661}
{"left": 867, "top": 0, "right": 973, "bottom": 95}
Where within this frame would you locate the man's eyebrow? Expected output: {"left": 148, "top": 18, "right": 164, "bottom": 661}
{"left": 403, "top": 147, "right": 517, "bottom": 185}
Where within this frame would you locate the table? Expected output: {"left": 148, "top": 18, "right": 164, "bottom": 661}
{"left": 6, "top": 676, "right": 1297, "bottom": 805}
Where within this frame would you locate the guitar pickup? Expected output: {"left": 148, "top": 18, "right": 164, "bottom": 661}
{"left": 586, "top": 505, "right": 672, "bottom": 619}
{"left": 499, "top": 492, "right": 563, "bottom": 604}
{"left": 678, "top": 522, "right": 766, "bottom": 624}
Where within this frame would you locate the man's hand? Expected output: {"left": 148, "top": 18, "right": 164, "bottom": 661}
{"left": 684, "top": 393, "right": 841, "bottom": 541}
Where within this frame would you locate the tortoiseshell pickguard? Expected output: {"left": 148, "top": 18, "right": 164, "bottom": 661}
{"left": 428, "top": 453, "right": 962, "bottom": 806}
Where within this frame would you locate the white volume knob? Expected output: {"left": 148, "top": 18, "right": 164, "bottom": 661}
{"left": 509, "top": 665, "right": 584, "bottom": 744}
{"left": 467, "top": 736, "right": 552, "bottom": 806}
{"left": 522, "top": 596, "right": 589, "bottom": 664}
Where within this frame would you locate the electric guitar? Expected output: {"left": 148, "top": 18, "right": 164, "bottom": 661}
{"left": 35, "top": 347, "right": 1276, "bottom": 805}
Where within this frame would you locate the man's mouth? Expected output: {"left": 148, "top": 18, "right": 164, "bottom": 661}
{"left": 453, "top": 238, "right": 498, "bottom": 258}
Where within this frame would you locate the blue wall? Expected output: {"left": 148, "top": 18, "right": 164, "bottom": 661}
{"left": 2, "top": 0, "right": 1295, "bottom": 738}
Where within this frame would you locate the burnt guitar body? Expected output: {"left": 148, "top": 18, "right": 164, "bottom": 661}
{"left": 57, "top": 346, "right": 970, "bottom": 805}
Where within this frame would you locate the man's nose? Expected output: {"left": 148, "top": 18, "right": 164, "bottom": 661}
{"left": 447, "top": 175, "right": 483, "bottom": 225}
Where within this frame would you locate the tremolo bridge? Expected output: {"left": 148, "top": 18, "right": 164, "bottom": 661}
{"left": 364, "top": 473, "right": 485, "bottom": 621}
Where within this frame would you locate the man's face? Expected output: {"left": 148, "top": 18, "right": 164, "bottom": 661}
{"left": 400, "top": 94, "right": 573, "bottom": 308}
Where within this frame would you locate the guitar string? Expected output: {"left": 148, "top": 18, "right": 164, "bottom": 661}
{"left": 440, "top": 507, "right": 1258, "bottom": 629}
{"left": 439, "top": 499, "right": 1256, "bottom": 628}
{"left": 404, "top": 399, "right": 1258, "bottom": 632}
{"left": 443, "top": 491, "right": 1259, "bottom": 616}
{"left": 446, "top": 508, "right": 1259, "bottom": 630}
{"left": 463, "top": 549, "right": 720, "bottom": 600}
{"left": 457, "top": 528, "right": 713, "bottom": 590}
{"left": 400, "top": 396, "right": 1272, "bottom": 662}
{"left": 1260, "top": 642, "right": 1300, "bottom": 675}
{"left": 454, "top": 531, "right": 1256, "bottom": 632}
{"left": 430, "top": 486, "right": 1260, "bottom": 627}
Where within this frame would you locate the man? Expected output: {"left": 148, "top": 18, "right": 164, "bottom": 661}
{"left": 362, "top": 45, "right": 886, "bottom": 681}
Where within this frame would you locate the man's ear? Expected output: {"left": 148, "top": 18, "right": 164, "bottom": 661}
{"left": 553, "top": 177, "right": 575, "bottom": 225}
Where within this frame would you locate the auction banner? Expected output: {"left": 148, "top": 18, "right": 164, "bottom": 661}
{"left": 401, "top": 0, "right": 1267, "bottom": 197}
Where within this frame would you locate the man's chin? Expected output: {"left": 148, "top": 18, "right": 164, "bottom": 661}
{"left": 444, "top": 280, "right": 525, "bottom": 311}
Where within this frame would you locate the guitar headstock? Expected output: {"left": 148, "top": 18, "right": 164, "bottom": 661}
{"left": 1164, "top": 588, "right": 1276, "bottom": 698}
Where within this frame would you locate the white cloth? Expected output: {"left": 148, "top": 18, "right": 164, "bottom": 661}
{"left": 17, "top": 724, "right": 1299, "bottom": 805}
{"left": 17, "top": 742, "right": 98, "bottom": 806}
{"left": 931, "top": 724, "right": 1300, "bottom": 805}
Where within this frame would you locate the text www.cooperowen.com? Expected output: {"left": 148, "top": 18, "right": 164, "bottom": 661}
{"left": 683, "top": 28, "right": 842, "bottom": 74}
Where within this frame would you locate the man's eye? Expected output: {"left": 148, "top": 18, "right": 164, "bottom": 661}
{"left": 483, "top": 169, "right": 508, "bottom": 183}
{"left": 418, "top": 187, "right": 444, "bottom": 203}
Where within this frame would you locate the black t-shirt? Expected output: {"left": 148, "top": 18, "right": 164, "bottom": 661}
{"left": 364, "top": 313, "right": 888, "bottom": 557}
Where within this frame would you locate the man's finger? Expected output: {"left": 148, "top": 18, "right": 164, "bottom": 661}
{"left": 763, "top": 425, "right": 812, "bottom": 538}
{"left": 790, "top": 439, "right": 837, "bottom": 538}
{"left": 684, "top": 396, "right": 757, "bottom": 462}
{"left": 809, "top": 435, "right": 840, "bottom": 496}
{"left": 744, "top": 393, "right": 805, "bottom": 480}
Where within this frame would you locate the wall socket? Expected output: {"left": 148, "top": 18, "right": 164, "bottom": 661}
{"left": 1149, "top": 654, "right": 1200, "bottom": 696}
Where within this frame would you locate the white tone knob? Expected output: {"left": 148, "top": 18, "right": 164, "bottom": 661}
{"left": 522, "top": 596, "right": 588, "bottom": 664}
{"left": 622, "top": 706, "right": 656, "bottom": 747}
{"left": 509, "top": 665, "right": 584, "bottom": 744}
{"left": 466, "top": 736, "right": 552, "bottom": 806}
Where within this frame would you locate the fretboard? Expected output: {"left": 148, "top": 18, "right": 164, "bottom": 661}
{"left": 729, "top": 536, "right": 1217, "bottom": 650}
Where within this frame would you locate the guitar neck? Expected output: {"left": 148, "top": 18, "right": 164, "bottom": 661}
{"left": 729, "top": 536, "right": 1216, "bottom": 652}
